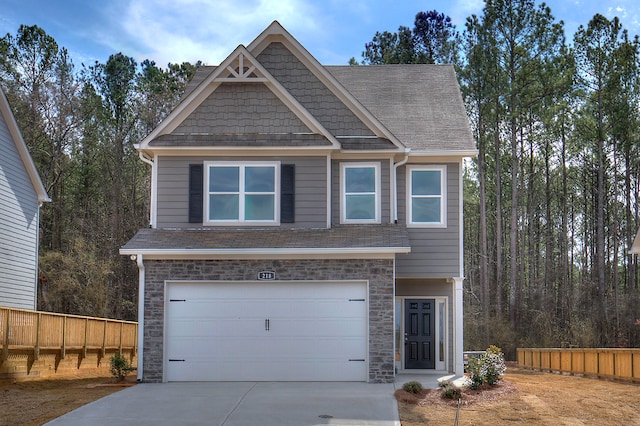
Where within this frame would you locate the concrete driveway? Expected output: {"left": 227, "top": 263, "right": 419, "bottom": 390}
{"left": 45, "top": 382, "right": 400, "bottom": 426}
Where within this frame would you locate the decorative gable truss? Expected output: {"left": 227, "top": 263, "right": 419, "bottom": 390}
{"left": 139, "top": 45, "right": 342, "bottom": 150}
{"left": 138, "top": 22, "right": 407, "bottom": 153}
{"left": 218, "top": 52, "right": 266, "bottom": 82}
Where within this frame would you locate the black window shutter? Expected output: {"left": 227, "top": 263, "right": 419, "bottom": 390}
{"left": 188, "top": 164, "right": 203, "bottom": 223}
{"left": 281, "top": 164, "right": 295, "bottom": 223}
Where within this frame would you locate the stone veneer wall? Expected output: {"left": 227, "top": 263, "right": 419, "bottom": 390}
{"left": 143, "top": 258, "right": 394, "bottom": 383}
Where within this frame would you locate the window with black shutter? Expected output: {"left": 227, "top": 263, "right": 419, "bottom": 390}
{"left": 280, "top": 164, "right": 295, "bottom": 223}
{"left": 188, "top": 164, "right": 203, "bottom": 223}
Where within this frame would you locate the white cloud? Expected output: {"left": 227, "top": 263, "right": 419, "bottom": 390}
{"left": 449, "top": 0, "right": 484, "bottom": 25}
{"left": 116, "top": 0, "right": 320, "bottom": 65}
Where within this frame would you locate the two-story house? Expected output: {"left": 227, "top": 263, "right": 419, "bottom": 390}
{"left": 0, "top": 88, "right": 50, "bottom": 310}
{"left": 121, "top": 21, "right": 476, "bottom": 383}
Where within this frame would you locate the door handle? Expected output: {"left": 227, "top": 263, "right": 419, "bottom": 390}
{"left": 265, "top": 318, "right": 270, "bottom": 331}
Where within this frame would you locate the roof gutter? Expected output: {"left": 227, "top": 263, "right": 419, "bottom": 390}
{"left": 392, "top": 150, "right": 410, "bottom": 223}
{"left": 120, "top": 246, "right": 411, "bottom": 257}
{"left": 137, "top": 148, "right": 154, "bottom": 166}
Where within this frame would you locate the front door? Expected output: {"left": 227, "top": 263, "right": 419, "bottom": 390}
{"left": 404, "top": 299, "right": 435, "bottom": 369}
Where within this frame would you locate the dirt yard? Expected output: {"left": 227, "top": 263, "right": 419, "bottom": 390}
{"left": 0, "top": 376, "right": 135, "bottom": 426}
{"left": 399, "top": 368, "right": 640, "bottom": 425}
{"left": 2, "top": 368, "right": 639, "bottom": 425}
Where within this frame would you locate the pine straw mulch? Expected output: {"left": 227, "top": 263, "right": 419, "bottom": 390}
{"left": 394, "top": 380, "right": 517, "bottom": 407}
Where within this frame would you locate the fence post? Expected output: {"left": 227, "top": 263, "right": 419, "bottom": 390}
{"left": 82, "top": 318, "right": 88, "bottom": 359}
{"left": 61, "top": 316, "right": 67, "bottom": 360}
{"left": 34, "top": 313, "right": 41, "bottom": 360}
{"left": 119, "top": 322, "right": 123, "bottom": 355}
{"left": 133, "top": 323, "right": 137, "bottom": 358}
{"left": 2, "top": 309, "right": 9, "bottom": 363}
{"left": 101, "top": 320, "right": 107, "bottom": 358}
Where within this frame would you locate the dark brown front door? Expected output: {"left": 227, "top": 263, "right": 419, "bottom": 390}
{"left": 404, "top": 299, "right": 435, "bottom": 369}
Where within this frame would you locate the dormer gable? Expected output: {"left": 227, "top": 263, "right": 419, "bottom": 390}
{"left": 138, "top": 21, "right": 404, "bottom": 154}
{"left": 140, "top": 44, "right": 342, "bottom": 151}
{"left": 248, "top": 22, "right": 404, "bottom": 150}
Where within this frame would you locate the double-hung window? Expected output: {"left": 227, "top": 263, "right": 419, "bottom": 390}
{"left": 205, "top": 161, "right": 280, "bottom": 225}
{"left": 341, "top": 162, "right": 380, "bottom": 223}
{"left": 407, "top": 165, "right": 446, "bottom": 227}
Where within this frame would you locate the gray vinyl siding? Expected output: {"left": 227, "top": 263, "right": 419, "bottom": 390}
{"left": 0, "top": 114, "right": 39, "bottom": 310}
{"left": 156, "top": 156, "right": 327, "bottom": 228}
{"left": 331, "top": 159, "right": 391, "bottom": 225}
{"left": 395, "top": 162, "right": 460, "bottom": 278}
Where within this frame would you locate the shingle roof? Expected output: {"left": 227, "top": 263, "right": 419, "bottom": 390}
{"left": 326, "top": 65, "right": 475, "bottom": 152}
{"left": 181, "top": 64, "right": 474, "bottom": 153}
{"left": 121, "top": 225, "right": 410, "bottom": 254}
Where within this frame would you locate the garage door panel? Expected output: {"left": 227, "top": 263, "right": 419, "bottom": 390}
{"left": 169, "top": 301, "right": 363, "bottom": 320}
{"left": 168, "top": 336, "right": 366, "bottom": 359}
{"left": 168, "top": 318, "right": 267, "bottom": 337}
{"left": 167, "top": 358, "right": 366, "bottom": 382}
{"left": 165, "top": 281, "right": 368, "bottom": 382}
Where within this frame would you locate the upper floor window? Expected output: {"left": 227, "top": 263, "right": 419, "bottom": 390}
{"left": 341, "top": 162, "right": 380, "bottom": 224}
{"left": 407, "top": 165, "right": 446, "bottom": 227}
{"left": 205, "top": 161, "right": 280, "bottom": 225}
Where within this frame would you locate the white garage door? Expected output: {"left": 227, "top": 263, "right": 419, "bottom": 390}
{"left": 165, "top": 281, "right": 367, "bottom": 382}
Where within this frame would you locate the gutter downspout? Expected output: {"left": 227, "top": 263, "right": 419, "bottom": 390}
{"left": 392, "top": 150, "right": 410, "bottom": 223}
{"left": 135, "top": 254, "right": 145, "bottom": 382}
{"left": 34, "top": 203, "right": 42, "bottom": 310}
{"left": 138, "top": 151, "right": 153, "bottom": 167}
{"left": 138, "top": 151, "right": 155, "bottom": 228}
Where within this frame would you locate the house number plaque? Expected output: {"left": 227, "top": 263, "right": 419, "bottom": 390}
{"left": 258, "top": 270, "right": 276, "bottom": 280}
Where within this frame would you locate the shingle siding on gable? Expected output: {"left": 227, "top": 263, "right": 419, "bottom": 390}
{"left": 395, "top": 162, "right": 460, "bottom": 278}
{"left": 173, "top": 83, "right": 310, "bottom": 135}
{"left": 156, "top": 155, "right": 327, "bottom": 228}
{"left": 257, "top": 43, "right": 375, "bottom": 137}
{"left": 0, "top": 112, "right": 39, "bottom": 310}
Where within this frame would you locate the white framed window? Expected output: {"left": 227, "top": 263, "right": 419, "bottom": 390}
{"left": 204, "top": 161, "right": 280, "bottom": 225}
{"left": 407, "top": 165, "right": 446, "bottom": 227}
{"left": 340, "top": 162, "right": 381, "bottom": 224}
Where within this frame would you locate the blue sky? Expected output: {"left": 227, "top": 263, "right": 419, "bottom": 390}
{"left": 1, "top": 0, "right": 639, "bottom": 67}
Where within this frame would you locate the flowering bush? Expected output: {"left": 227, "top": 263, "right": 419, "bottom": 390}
{"left": 467, "top": 345, "right": 507, "bottom": 389}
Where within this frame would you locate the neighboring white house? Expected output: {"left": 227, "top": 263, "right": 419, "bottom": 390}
{"left": 630, "top": 229, "right": 640, "bottom": 255}
{"left": 0, "top": 88, "right": 50, "bottom": 310}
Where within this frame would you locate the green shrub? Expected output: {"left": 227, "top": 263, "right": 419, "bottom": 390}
{"left": 402, "top": 381, "right": 423, "bottom": 394}
{"left": 467, "top": 345, "right": 507, "bottom": 389}
{"left": 110, "top": 353, "right": 134, "bottom": 381}
{"left": 439, "top": 380, "right": 462, "bottom": 399}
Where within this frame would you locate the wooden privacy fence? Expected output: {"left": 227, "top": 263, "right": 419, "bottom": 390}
{"left": 517, "top": 348, "right": 640, "bottom": 382}
{"left": 1, "top": 307, "right": 137, "bottom": 379}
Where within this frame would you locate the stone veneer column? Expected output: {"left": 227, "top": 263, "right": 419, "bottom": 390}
{"left": 142, "top": 259, "right": 395, "bottom": 383}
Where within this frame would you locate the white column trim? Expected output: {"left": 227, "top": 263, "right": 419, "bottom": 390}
{"left": 326, "top": 154, "right": 332, "bottom": 228}
{"left": 459, "top": 158, "right": 464, "bottom": 277}
{"left": 135, "top": 254, "right": 145, "bottom": 381}
{"left": 453, "top": 276, "right": 464, "bottom": 376}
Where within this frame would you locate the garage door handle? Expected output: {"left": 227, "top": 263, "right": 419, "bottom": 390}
{"left": 265, "top": 319, "right": 270, "bottom": 331}
{"left": 348, "top": 359, "right": 365, "bottom": 362}
{"left": 169, "top": 359, "right": 185, "bottom": 362}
